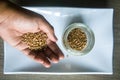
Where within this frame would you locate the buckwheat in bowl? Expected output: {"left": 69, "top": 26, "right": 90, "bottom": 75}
{"left": 62, "top": 23, "right": 95, "bottom": 56}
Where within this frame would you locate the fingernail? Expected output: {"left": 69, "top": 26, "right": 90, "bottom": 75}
{"left": 40, "top": 61, "right": 44, "bottom": 64}
{"left": 45, "top": 65, "right": 51, "bottom": 68}
{"left": 54, "top": 35, "right": 58, "bottom": 41}
{"left": 52, "top": 34, "right": 58, "bottom": 42}
{"left": 53, "top": 60, "right": 59, "bottom": 63}
{"left": 60, "top": 56, "right": 64, "bottom": 60}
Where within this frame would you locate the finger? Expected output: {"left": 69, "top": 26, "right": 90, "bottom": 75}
{"left": 21, "top": 48, "right": 51, "bottom": 68}
{"left": 38, "top": 18, "right": 57, "bottom": 42}
{"left": 33, "top": 51, "right": 51, "bottom": 68}
{"left": 47, "top": 40, "right": 64, "bottom": 60}
{"left": 21, "top": 48, "right": 43, "bottom": 63}
{"left": 44, "top": 47, "right": 59, "bottom": 63}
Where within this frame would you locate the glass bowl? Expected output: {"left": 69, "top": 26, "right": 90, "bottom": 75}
{"left": 62, "top": 23, "right": 95, "bottom": 56}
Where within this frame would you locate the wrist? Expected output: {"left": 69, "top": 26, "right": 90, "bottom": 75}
{"left": 0, "top": 0, "right": 15, "bottom": 38}
{"left": 0, "top": 1, "right": 8, "bottom": 37}
{"left": 0, "top": 0, "right": 10, "bottom": 23}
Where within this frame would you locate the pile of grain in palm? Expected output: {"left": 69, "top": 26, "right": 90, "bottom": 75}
{"left": 21, "top": 31, "right": 48, "bottom": 50}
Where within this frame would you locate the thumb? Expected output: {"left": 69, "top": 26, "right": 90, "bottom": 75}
{"left": 47, "top": 31, "right": 58, "bottom": 42}
{"left": 37, "top": 16, "right": 58, "bottom": 42}
{"left": 38, "top": 22, "right": 57, "bottom": 42}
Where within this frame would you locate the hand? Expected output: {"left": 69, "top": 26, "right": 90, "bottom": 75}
{"left": 0, "top": 1, "right": 64, "bottom": 68}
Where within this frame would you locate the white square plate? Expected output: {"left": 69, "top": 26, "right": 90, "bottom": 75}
{"left": 4, "top": 7, "right": 113, "bottom": 75}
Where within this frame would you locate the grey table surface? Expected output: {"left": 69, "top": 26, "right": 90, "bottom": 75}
{"left": 0, "top": 0, "right": 120, "bottom": 80}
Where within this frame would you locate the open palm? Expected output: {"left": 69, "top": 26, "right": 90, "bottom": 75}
{"left": 0, "top": 6, "right": 64, "bottom": 68}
